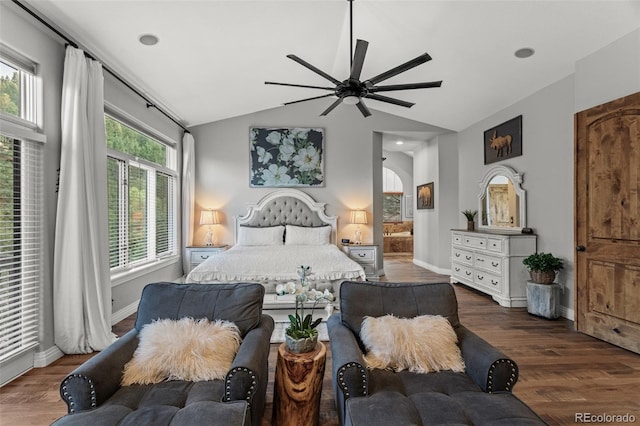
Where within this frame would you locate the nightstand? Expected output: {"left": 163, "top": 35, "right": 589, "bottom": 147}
{"left": 342, "top": 244, "right": 380, "bottom": 280}
{"left": 185, "top": 245, "right": 228, "bottom": 274}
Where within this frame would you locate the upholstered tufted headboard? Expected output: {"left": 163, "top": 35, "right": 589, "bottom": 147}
{"left": 235, "top": 189, "right": 338, "bottom": 244}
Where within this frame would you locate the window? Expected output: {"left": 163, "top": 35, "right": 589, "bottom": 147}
{"left": 383, "top": 168, "right": 403, "bottom": 223}
{"left": 106, "top": 115, "right": 177, "bottom": 272}
{"left": 0, "top": 48, "right": 41, "bottom": 363}
{"left": 0, "top": 45, "right": 37, "bottom": 127}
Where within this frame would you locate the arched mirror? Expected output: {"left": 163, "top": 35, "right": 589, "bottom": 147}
{"left": 478, "top": 165, "right": 526, "bottom": 232}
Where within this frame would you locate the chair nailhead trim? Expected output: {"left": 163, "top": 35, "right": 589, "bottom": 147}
{"left": 61, "top": 374, "right": 96, "bottom": 413}
{"left": 487, "top": 359, "right": 517, "bottom": 393}
{"left": 337, "top": 362, "right": 367, "bottom": 398}
{"left": 225, "top": 367, "right": 257, "bottom": 407}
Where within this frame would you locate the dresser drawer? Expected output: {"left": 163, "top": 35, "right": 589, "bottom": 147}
{"left": 360, "top": 264, "right": 376, "bottom": 275}
{"left": 474, "top": 253, "right": 503, "bottom": 274}
{"left": 462, "top": 235, "right": 487, "bottom": 250}
{"left": 190, "top": 249, "right": 222, "bottom": 264}
{"left": 452, "top": 233, "right": 463, "bottom": 245}
{"left": 348, "top": 248, "right": 375, "bottom": 263}
{"left": 451, "top": 263, "right": 474, "bottom": 281}
{"left": 474, "top": 271, "right": 502, "bottom": 292}
{"left": 487, "top": 237, "right": 505, "bottom": 253}
{"left": 452, "top": 247, "right": 474, "bottom": 266}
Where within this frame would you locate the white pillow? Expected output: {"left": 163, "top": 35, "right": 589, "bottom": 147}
{"left": 285, "top": 225, "right": 331, "bottom": 245}
{"left": 360, "top": 314, "right": 465, "bottom": 374}
{"left": 237, "top": 225, "right": 285, "bottom": 246}
{"left": 121, "top": 317, "right": 241, "bottom": 385}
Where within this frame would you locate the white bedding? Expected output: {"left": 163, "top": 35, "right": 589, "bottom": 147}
{"left": 186, "top": 244, "right": 366, "bottom": 284}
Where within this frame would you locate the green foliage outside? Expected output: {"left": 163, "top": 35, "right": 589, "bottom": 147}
{"left": 105, "top": 115, "right": 166, "bottom": 166}
{"left": 0, "top": 67, "right": 20, "bottom": 116}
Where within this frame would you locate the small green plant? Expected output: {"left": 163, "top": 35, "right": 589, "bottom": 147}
{"left": 522, "top": 252, "right": 564, "bottom": 272}
{"left": 461, "top": 210, "right": 478, "bottom": 221}
{"left": 276, "top": 266, "right": 334, "bottom": 340}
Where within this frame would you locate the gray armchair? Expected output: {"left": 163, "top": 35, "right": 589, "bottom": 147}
{"left": 53, "top": 282, "right": 274, "bottom": 426}
{"left": 328, "top": 281, "right": 546, "bottom": 426}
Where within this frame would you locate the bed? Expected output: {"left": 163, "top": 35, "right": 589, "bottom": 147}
{"left": 186, "top": 189, "right": 366, "bottom": 308}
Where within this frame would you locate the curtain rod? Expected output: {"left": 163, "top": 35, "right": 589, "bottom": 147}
{"left": 11, "top": 0, "right": 190, "bottom": 134}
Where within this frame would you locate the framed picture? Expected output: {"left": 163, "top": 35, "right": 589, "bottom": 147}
{"left": 417, "top": 182, "right": 434, "bottom": 210}
{"left": 484, "top": 115, "right": 522, "bottom": 165}
{"left": 249, "top": 127, "right": 324, "bottom": 187}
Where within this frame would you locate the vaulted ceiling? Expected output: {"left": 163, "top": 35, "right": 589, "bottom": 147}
{"left": 25, "top": 0, "right": 640, "bottom": 132}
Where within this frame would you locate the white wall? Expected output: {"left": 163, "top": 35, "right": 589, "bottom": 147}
{"left": 190, "top": 99, "right": 444, "bottom": 255}
{"left": 575, "top": 28, "right": 640, "bottom": 113}
{"left": 412, "top": 133, "right": 458, "bottom": 274}
{"left": 454, "top": 27, "right": 640, "bottom": 318}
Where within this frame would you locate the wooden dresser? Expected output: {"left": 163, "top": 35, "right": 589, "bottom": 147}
{"left": 450, "top": 230, "right": 536, "bottom": 307}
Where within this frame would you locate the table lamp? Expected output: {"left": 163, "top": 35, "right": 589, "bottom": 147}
{"left": 199, "top": 209, "right": 220, "bottom": 246}
{"left": 350, "top": 210, "right": 367, "bottom": 244}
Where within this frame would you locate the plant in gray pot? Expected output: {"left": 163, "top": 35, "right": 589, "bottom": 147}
{"left": 276, "top": 266, "right": 334, "bottom": 354}
{"left": 522, "top": 252, "right": 563, "bottom": 284}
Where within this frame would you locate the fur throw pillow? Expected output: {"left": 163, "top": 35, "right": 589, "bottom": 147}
{"left": 360, "top": 314, "right": 465, "bottom": 373}
{"left": 121, "top": 317, "right": 241, "bottom": 385}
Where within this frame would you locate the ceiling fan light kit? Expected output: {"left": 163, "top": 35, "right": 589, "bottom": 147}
{"left": 266, "top": 0, "right": 442, "bottom": 117}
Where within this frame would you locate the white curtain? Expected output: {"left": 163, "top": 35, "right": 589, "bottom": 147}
{"left": 182, "top": 132, "right": 195, "bottom": 274}
{"left": 53, "top": 46, "right": 115, "bottom": 354}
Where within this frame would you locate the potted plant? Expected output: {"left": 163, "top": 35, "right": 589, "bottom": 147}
{"left": 276, "top": 266, "right": 334, "bottom": 354}
{"left": 522, "top": 252, "right": 563, "bottom": 284}
{"left": 461, "top": 210, "right": 478, "bottom": 231}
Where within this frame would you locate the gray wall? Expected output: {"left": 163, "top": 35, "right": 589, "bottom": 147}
{"left": 190, "top": 99, "right": 443, "bottom": 256}
{"left": 454, "top": 28, "right": 640, "bottom": 318}
{"left": 412, "top": 133, "right": 458, "bottom": 273}
{"left": 1, "top": 2, "right": 184, "bottom": 377}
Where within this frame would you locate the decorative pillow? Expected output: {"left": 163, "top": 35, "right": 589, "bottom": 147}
{"left": 285, "top": 225, "right": 331, "bottom": 245}
{"left": 360, "top": 314, "right": 465, "bottom": 373}
{"left": 121, "top": 317, "right": 241, "bottom": 385}
{"left": 237, "top": 225, "right": 285, "bottom": 246}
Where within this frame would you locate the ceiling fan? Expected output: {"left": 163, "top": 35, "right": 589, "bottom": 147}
{"left": 265, "top": 0, "right": 442, "bottom": 118}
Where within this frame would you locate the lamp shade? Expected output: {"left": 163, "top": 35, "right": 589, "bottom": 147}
{"left": 350, "top": 210, "right": 368, "bottom": 225}
{"left": 199, "top": 210, "right": 220, "bottom": 226}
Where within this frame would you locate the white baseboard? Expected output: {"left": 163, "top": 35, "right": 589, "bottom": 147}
{"left": 412, "top": 258, "right": 451, "bottom": 276}
{"left": 112, "top": 299, "right": 139, "bottom": 325}
{"left": 561, "top": 305, "right": 575, "bottom": 321}
{"left": 33, "top": 345, "right": 64, "bottom": 368}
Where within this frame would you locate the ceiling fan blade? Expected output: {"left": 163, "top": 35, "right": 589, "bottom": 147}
{"left": 265, "top": 81, "right": 335, "bottom": 91}
{"left": 365, "top": 93, "right": 415, "bottom": 108}
{"left": 356, "top": 99, "right": 371, "bottom": 117}
{"left": 320, "top": 98, "right": 343, "bottom": 116}
{"left": 350, "top": 39, "right": 369, "bottom": 81}
{"left": 369, "top": 81, "right": 442, "bottom": 93}
{"left": 365, "top": 52, "right": 432, "bottom": 86}
{"left": 287, "top": 54, "right": 342, "bottom": 85}
{"left": 283, "top": 93, "right": 335, "bottom": 106}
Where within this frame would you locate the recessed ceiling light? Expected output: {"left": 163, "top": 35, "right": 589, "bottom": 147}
{"left": 515, "top": 47, "right": 535, "bottom": 59}
{"left": 396, "top": 141, "right": 404, "bottom": 145}
{"left": 139, "top": 34, "right": 159, "bottom": 46}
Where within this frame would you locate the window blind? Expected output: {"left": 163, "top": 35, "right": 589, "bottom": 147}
{"left": 0, "top": 135, "right": 42, "bottom": 361}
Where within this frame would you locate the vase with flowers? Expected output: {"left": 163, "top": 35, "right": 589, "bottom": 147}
{"left": 276, "top": 265, "right": 334, "bottom": 354}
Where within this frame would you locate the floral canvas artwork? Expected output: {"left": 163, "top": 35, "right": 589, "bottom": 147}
{"left": 250, "top": 127, "right": 325, "bottom": 187}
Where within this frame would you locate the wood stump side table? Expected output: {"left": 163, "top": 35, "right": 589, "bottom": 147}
{"left": 272, "top": 342, "right": 327, "bottom": 426}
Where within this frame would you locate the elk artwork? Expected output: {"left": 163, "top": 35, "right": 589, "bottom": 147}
{"left": 418, "top": 185, "right": 432, "bottom": 208}
{"left": 489, "top": 130, "right": 513, "bottom": 157}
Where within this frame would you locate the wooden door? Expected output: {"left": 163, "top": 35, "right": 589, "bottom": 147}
{"left": 575, "top": 92, "right": 640, "bottom": 353}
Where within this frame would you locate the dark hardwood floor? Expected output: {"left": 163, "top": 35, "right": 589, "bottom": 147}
{"left": 1, "top": 254, "right": 639, "bottom": 425}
